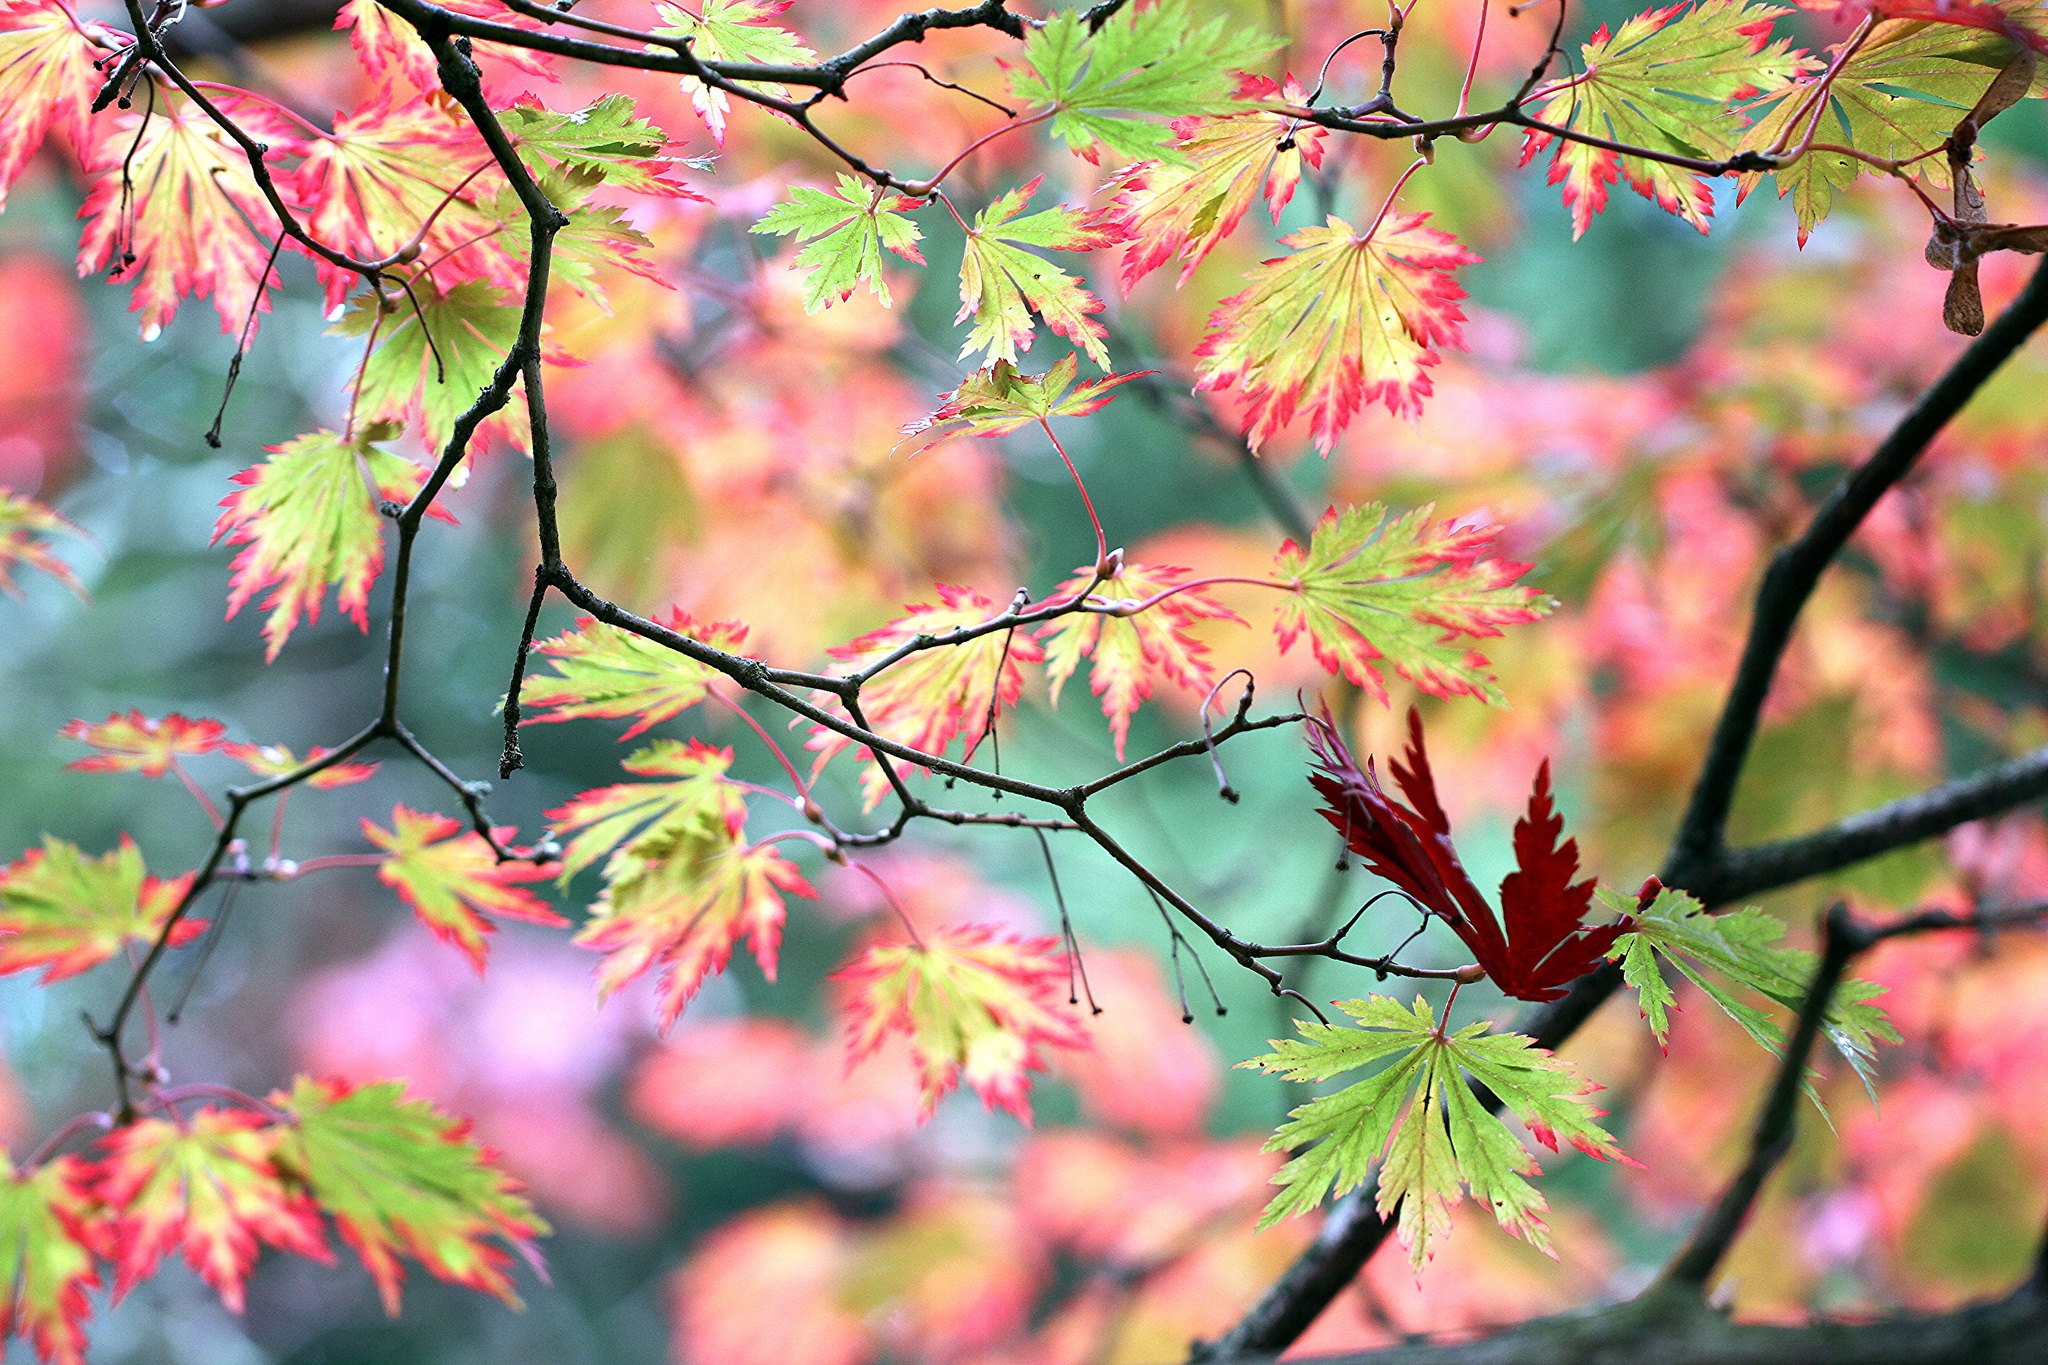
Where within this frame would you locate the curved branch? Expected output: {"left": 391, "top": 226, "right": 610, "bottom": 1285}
{"left": 1201, "top": 243, "right": 2048, "bottom": 1365}
{"left": 1668, "top": 256, "right": 2048, "bottom": 883}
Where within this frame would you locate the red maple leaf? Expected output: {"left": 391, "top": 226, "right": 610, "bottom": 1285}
{"left": 1304, "top": 709, "right": 1628, "bottom": 1002}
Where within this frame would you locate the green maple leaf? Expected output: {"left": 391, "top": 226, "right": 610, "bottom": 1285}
{"left": 1247, "top": 995, "right": 1627, "bottom": 1268}
{"left": 499, "top": 94, "right": 688, "bottom": 197}
{"left": 1603, "top": 885, "right": 1898, "bottom": 1087}
{"left": 270, "top": 1077, "right": 547, "bottom": 1315}
{"left": 0, "top": 1155, "right": 98, "bottom": 1365}
{"left": 0, "top": 836, "right": 200, "bottom": 983}
{"left": 654, "top": 0, "right": 815, "bottom": 145}
{"left": 751, "top": 173, "right": 927, "bottom": 311}
{"left": 957, "top": 178, "right": 1118, "bottom": 369}
{"left": 1740, "top": 21, "right": 2019, "bottom": 241}
{"left": 519, "top": 610, "right": 749, "bottom": 742}
{"left": 334, "top": 280, "right": 525, "bottom": 458}
{"left": 1008, "top": 0, "right": 1282, "bottom": 163}
{"left": 546, "top": 738, "right": 750, "bottom": 880}
{"left": 901, "top": 355, "right": 1147, "bottom": 446}
{"left": 485, "top": 166, "right": 667, "bottom": 307}
{"left": 213, "top": 424, "right": 427, "bottom": 660}
{"left": 1271, "top": 503, "right": 1552, "bottom": 704}
{"left": 1523, "top": 0, "right": 1812, "bottom": 238}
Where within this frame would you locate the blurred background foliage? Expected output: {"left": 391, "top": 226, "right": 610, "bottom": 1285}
{"left": 5, "top": 0, "right": 2048, "bottom": 1361}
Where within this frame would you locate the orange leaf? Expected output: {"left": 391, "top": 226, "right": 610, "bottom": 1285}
{"left": 93, "top": 1108, "right": 330, "bottom": 1313}
{"left": 0, "top": 0, "right": 106, "bottom": 212}
{"left": 572, "top": 817, "right": 813, "bottom": 1030}
{"left": 364, "top": 806, "right": 564, "bottom": 972}
{"left": 834, "top": 923, "right": 1089, "bottom": 1122}
{"left": 59, "top": 711, "right": 225, "bottom": 777}
{"left": 1039, "top": 561, "right": 1241, "bottom": 759}
{"left": 288, "top": 96, "right": 509, "bottom": 312}
{"left": 1194, "top": 213, "right": 1479, "bottom": 452}
{"left": 1109, "top": 74, "right": 1325, "bottom": 293}
{"left": 0, "top": 836, "right": 200, "bottom": 982}
{"left": 220, "top": 741, "right": 379, "bottom": 789}
{"left": 809, "top": 586, "right": 1044, "bottom": 809}
{"left": 0, "top": 1153, "right": 98, "bottom": 1365}
{"left": 76, "top": 94, "right": 297, "bottom": 339}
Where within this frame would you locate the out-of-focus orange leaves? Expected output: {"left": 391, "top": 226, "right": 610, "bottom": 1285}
{"left": 1058, "top": 949, "right": 1220, "bottom": 1138}
{"left": 671, "top": 1203, "right": 872, "bottom": 1365}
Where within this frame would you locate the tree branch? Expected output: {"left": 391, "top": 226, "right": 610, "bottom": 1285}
{"left": 1211, "top": 1282, "right": 2048, "bottom": 1365}
{"left": 1703, "top": 744, "right": 2048, "bottom": 906}
{"left": 1659, "top": 903, "right": 1860, "bottom": 1290}
{"left": 1667, "top": 256, "right": 2048, "bottom": 885}
{"left": 1199, "top": 242, "right": 2048, "bottom": 1365}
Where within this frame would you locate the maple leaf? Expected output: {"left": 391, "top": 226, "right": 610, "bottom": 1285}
{"left": 289, "top": 97, "right": 507, "bottom": 313}
{"left": 94, "top": 1109, "right": 331, "bottom": 1313}
{"left": 1194, "top": 214, "right": 1479, "bottom": 451}
{"left": 1039, "top": 561, "right": 1241, "bottom": 758}
{"left": 751, "top": 174, "right": 927, "bottom": 312}
{"left": 0, "top": 0, "right": 104, "bottom": 213}
{"left": 1305, "top": 710, "right": 1629, "bottom": 1002}
{"left": 212, "top": 425, "right": 431, "bottom": 661}
{"left": 496, "top": 170, "right": 666, "bottom": 305}
{"left": 1808, "top": 0, "right": 2048, "bottom": 54}
{"left": 572, "top": 813, "right": 814, "bottom": 1030}
{"left": 834, "top": 923, "right": 1090, "bottom": 1121}
{"left": 546, "top": 739, "right": 750, "bottom": 880}
{"left": 1604, "top": 883, "right": 1898, "bottom": 1082}
{"left": 653, "top": 0, "right": 815, "bottom": 146}
{"left": 76, "top": 95, "right": 296, "bottom": 339}
{"left": 901, "top": 355, "right": 1148, "bottom": 449}
{"left": 0, "top": 491, "right": 85, "bottom": 598}
{"left": 0, "top": 1154, "right": 98, "bottom": 1365}
{"left": 269, "top": 1077, "right": 547, "bottom": 1314}
{"left": 1520, "top": 0, "right": 1811, "bottom": 239}
{"left": 956, "top": 177, "right": 1121, "bottom": 370}
{"left": 1108, "top": 74, "right": 1326, "bottom": 292}
{"left": 363, "top": 806, "right": 565, "bottom": 972}
{"left": 220, "top": 741, "right": 380, "bottom": 789}
{"left": 500, "top": 95, "right": 695, "bottom": 199}
{"left": 0, "top": 836, "right": 201, "bottom": 982}
{"left": 1247, "top": 994, "right": 1627, "bottom": 1267}
{"left": 1007, "top": 0, "right": 1282, "bottom": 163}
{"left": 332, "top": 279, "right": 527, "bottom": 457}
{"left": 1272, "top": 504, "right": 1549, "bottom": 703}
{"left": 1737, "top": 21, "right": 2005, "bottom": 241}
{"left": 336, "top": 0, "right": 554, "bottom": 95}
{"left": 808, "top": 586, "right": 1046, "bottom": 809}
{"left": 58, "top": 711, "right": 225, "bottom": 777}
{"left": 519, "top": 609, "right": 749, "bottom": 742}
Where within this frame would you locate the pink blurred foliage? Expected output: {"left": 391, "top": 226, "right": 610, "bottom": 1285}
{"left": 0, "top": 251, "right": 84, "bottom": 494}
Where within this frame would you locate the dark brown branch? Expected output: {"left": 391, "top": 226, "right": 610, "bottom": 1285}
{"left": 1668, "top": 256, "right": 2048, "bottom": 884}
{"left": 1703, "top": 745, "right": 2048, "bottom": 906}
{"left": 1201, "top": 242, "right": 2048, "bottom": 1365}
{"left": 1213, "top": 1282, "right": 2048, "bottom": 1365}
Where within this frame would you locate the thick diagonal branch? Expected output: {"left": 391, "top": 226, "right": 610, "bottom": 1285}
{"left": 1200, "top": 256, "right": 2048, "bottom": 1365}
